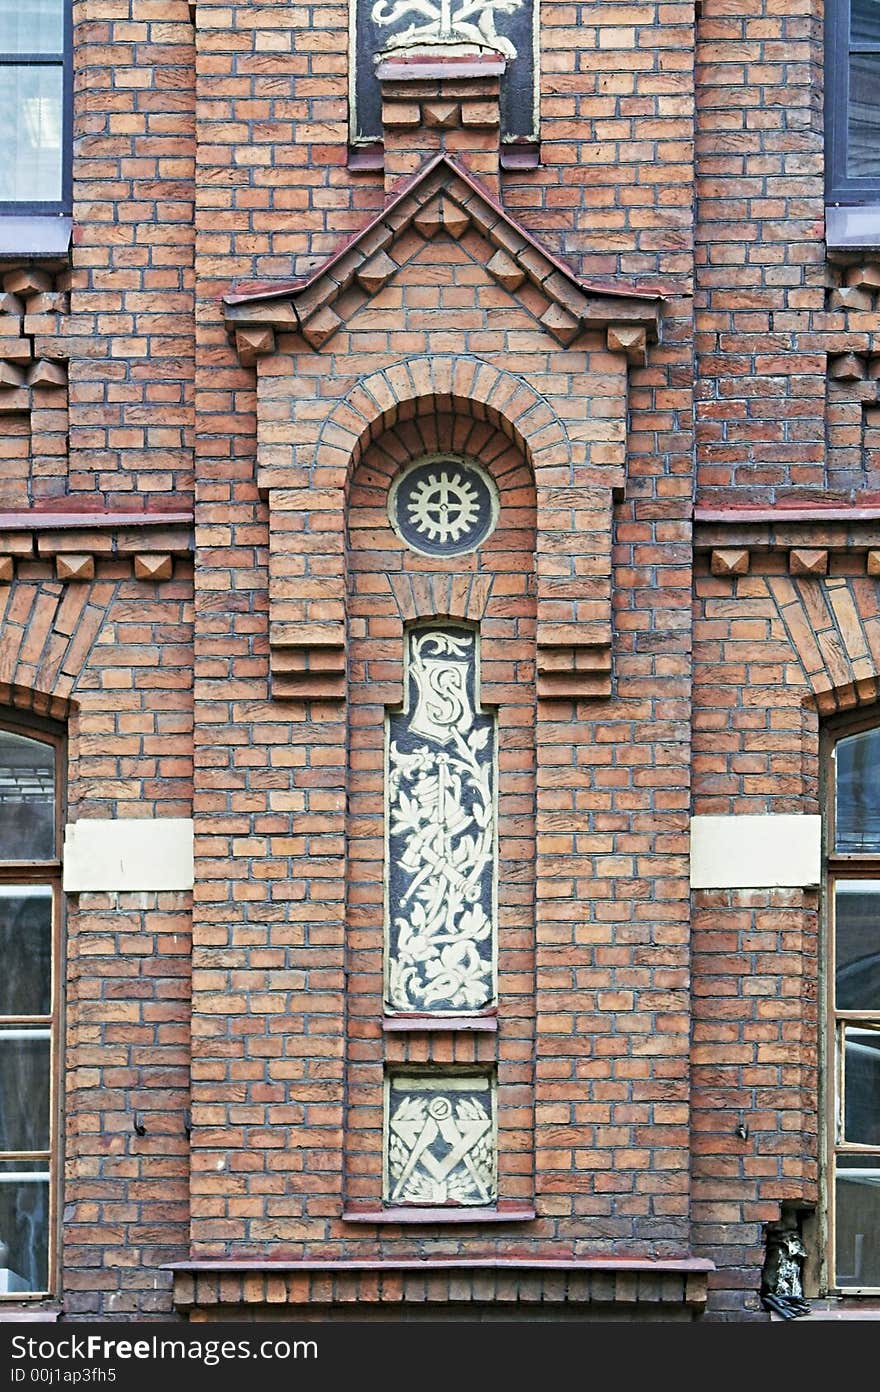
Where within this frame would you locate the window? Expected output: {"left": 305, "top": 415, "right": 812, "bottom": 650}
{"left": 826, "top": 0, "right": 880, "bottom": 207}
{"left": 826, "top": 718, "right": 880, "bottom": 1292}
{"left": 0, "top": 0, "right": 71, "bottom": 214}
{"left": 0, "top": 718, "right": 63, "bottom": 1298}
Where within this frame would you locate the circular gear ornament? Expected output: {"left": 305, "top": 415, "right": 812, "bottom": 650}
{"left": 388, "top": 456, "right": 499, "bottom": 558}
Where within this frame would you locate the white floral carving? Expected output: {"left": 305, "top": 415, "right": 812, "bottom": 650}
{"left": 371, "top": 0, "right": 522, "bottom": 59}
{"left": 387, "top": 1087, "right": 495, "bottom": 1204}
{"left": 387, "top": 630, "right": 495, "bottom": 1013}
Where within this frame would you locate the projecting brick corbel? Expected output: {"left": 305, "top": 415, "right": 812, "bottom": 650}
{"left": 0, "top": 557, "right": 13, "bottom": 584}
{"left": 0, "top": 362, "right": 26, "bottom": 388}
{"left": 300, "top": 306, "right": 342, "bottom": 349}
{"left": 710, "top": 548, "right": 750, "bottom": 577}
{"left": 486, "top": 248, "right": 525, "bottom": 292}
{"left": 27, "top": 360, "right": 67, "bottom": 388}
{"left": 607, "top": 324, "right": 648, "bottom": 366}
{"left": 356, "top": 251, "right": 398, "bottom": 293}
{"left": 235, "top": 326, "right": 276, "bottom": 365}
{"left": 134, "top": 553, "right": 174, "bottom": 581}
{"left": 536, "top": 630, "right": 612, "bottom": 700}
{"left": 269, "top": 625, "right": 346, "bottom": 701}
{"left": 539, "top": 303, "right": 581, "bottom": 345}
{"left": 789, "top": 548, "right": 829, "bottom": 576}
{"left": 423, "top": 101, "right": 460, "bottom": 129}
{"left": 55, "top": 554, "right": 95, "bottom": 582}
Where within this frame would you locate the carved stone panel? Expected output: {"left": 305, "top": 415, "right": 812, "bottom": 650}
{"left": 384, "top": 1073, "right": 497, "bottom": 1205}
{"left": 350, "top": 0, "right": 538, "bottom": 144}
{"left": 386, "top": 626, "right": 496, "bottom": 1014}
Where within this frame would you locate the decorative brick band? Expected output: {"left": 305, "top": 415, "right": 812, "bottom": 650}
{"left": 167, "top": 1258, "right": 713, "bottom": 1314}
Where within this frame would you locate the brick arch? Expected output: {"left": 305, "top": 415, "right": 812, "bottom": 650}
{"left": 314, "top": 355, "right": 572, "bottom": 487}
{"left": 267, "top": 357, "right": 617, "bottom": 700}
{"left": 0, "top": 682, "right": 75, "bottom": 722}
{"left": 765, "top": 575, "right": 880, "bottom": 717}
{"left": 0, "top": 575, "right": 120, "bottom": 716}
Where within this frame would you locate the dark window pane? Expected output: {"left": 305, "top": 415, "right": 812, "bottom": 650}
{"left": 0, "top": 0, "right": 64, "bottom": 55}
{"left": 0, "top": 1163, "right": 49, "bottom": 1294}
{"left": 0, "top": 888, "right": 52, "bottom": 1018}
{"left": 835, "top": 727, "right": 880, "bottom": 853}
{"left": 852, "top": 0, "right": 880, "bottom": 45}
{"left": 0, "top": 1032, "right": 50, "bottom": 1152}
{"left": 843, "top": 1024, "right": 880, "bottom": 1146}
{"left": 848, "top": 53, "right": 880, "bottom": 178}
{"left": 0, "top": 66, "right": 63, "bottom": 205}
{"left": 0, "top": 731, "right": 55, "bottom": 861}
{"left": 835, "top": 1155, "right": 880, "bottom": 1288}
{"left": 835, "top": 882, "right": 880, "bottom": 1011}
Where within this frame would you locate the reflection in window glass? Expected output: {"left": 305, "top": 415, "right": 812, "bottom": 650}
{"left": 843, "top": 1025, "right": 880, "bottom": 1146}
{"left": 0, "top": 1032, "right": 51, "bottom": 1154}
{"left": 835, "top": 727, "right": 880, "bottom": 853}
{"left": 848, "top": 54, "right": 880, "bottom": 178}
{"left": 0, "top": 732, "right": 55, "bottom": 861}
{"left": 851, "top": 0, "right": 880, "bottom": 44}
{"left": 0, "top": 0, "right": 64, "bottom": 54}
{"left": 836, "top": 1155, "right": 880, "bottom": 1288}
{"left": 835, "top": 882, "right": 880, "bottom": 1011}
{"left": 0, "top": 67, "right": 63, "bottom": 204}
{"left": 0, "top": 1162, "right": 49, "bottom": 1295}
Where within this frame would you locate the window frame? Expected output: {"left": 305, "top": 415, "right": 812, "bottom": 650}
{"left": 0, "top": 0, "right": 73, "bottom": 217}
{"left": 825, "top": 0, "right": 880, "bottom": 205}
{"left": 823, "top": 709, "right": 880, "bottom": 1295}
{"left": 0, "top": 711, "right": 65, "bottom": 1302}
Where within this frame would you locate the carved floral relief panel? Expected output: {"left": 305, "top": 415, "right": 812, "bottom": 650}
{"left": 384, "top": 1073, "right": 497, "bottom": 1205}
{"left": 385, "top": 626, "right": 497, "bottom": 1015}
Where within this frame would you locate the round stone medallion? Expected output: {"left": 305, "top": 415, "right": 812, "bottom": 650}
{"left": 388, "top": 456, "right": 499, "bottom": 558}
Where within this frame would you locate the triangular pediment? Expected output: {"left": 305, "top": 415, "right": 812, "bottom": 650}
{"left": 223, "top": 154, "right": 663, "bottom": 358}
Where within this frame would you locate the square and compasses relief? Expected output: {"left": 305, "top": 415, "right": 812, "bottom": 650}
{"left": 384, "top": 1074, "right": 497, "bottom": 1206}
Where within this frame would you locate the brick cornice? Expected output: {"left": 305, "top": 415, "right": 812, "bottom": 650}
{"left": 222, "top": 153, "right": 664, "bottom": 357}
{"left": 694, "top": 505, "right": 880, "bottom": 553}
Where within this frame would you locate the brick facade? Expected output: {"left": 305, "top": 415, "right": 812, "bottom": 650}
{"left": 0, "top": 0, "right": 878, "bottom": 1324}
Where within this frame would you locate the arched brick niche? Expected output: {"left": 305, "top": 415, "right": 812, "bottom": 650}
{"left": 342, "top": 409, "right": 537, "bottom": 1226}
{"left": 225, "top": 155, "right": 662, "bottom": 705}
{"left": 261, "top": 354, "right": 629, "bottom": 702}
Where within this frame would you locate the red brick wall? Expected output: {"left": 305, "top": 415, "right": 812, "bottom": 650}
{"left": 11, "top": 0, "right": 880, "bottom": 1324}
{"left": 69, "top": 0, "right": 195, "bottom": 503}
{"left": 0, "top": 547, "right": 193, "bottom": 1317}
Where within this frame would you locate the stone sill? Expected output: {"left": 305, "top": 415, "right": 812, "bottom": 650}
{"left": 693, "top": 505, "right": 880, "bottom": 556}
{"left": 771, "top": 1299, "right": 880, "bottom": 1321}
{"left": 341, "top": 1205, "right": 534, "bottom": 1224}
{"left": 167, "top": 1256, "right": 714, "bottom": 1274}
{"left": 375, "top": 55, "right": 507, "bottom": 82}
{"left": 826, "top": 204, "right": 880, "bottom": 252}
{"left": 0, "top": 216, "right": 71, "bottom": 261}
{"left": 383, "top": 1012, "right": 497, "bottom": 1033}
{"left": 0, "top": 1305, "right": 62, "bottom": 1321}
{"left": 167, "top": 1257, "right": 714, "bottom": 1312}
{"left": 0, "top": 509, "right": 193, "bottom": 531}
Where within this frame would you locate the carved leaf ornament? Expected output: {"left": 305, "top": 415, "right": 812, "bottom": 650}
{"left": 386, "top": 629, "right": 497, "bottom": 1013}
